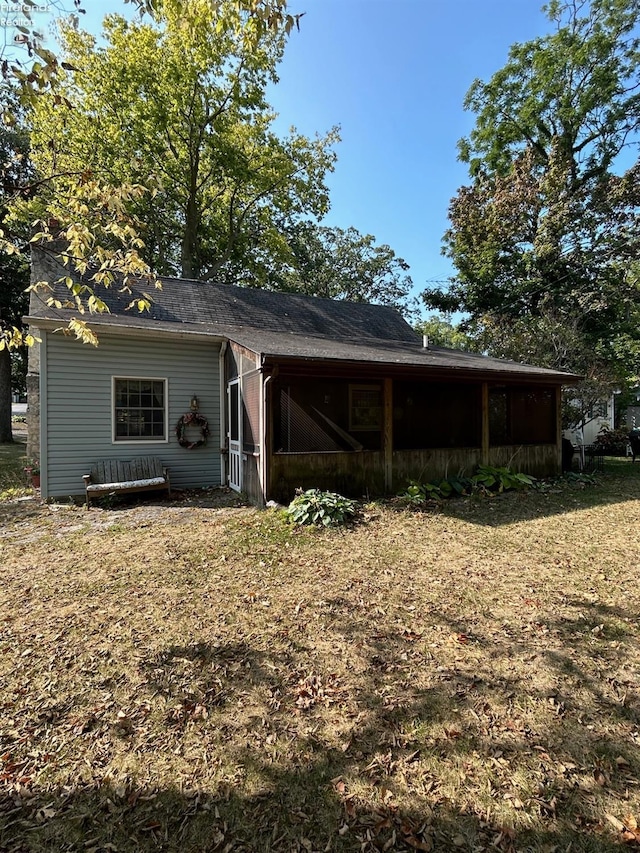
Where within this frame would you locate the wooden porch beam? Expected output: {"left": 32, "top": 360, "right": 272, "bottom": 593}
{"left": 481, "top": 382, "right": 489, "bottom": 465}
{"left": 556, "top": 385, "right": 563, "bottom": 472}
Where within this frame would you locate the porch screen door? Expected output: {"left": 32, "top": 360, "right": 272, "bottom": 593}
{"left": 227, "top": 379, "right": 242, "bottom": 491}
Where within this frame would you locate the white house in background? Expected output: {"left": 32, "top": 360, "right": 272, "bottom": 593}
{"left": 563, "top": 391, "right": 616, "bottom": 447}
{"left": 624, "top": 386, "right": 640, "bottom": 431}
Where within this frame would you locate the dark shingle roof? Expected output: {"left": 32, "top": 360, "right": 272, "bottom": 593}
{"left": 29, "top": 274, "right": 417, "bottom": 343}
{"left": 226, "top": 327, "right": 579, "bottom": 380}
{"left": 27, "top": 272, "right": 580, "bottom": 383}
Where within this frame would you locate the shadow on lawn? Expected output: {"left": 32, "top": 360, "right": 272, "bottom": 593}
{"left": 1, "top": 779, "right": 627, "bottom": 853}
{"left": 3, "top": 606, "right": 638, "bottom": 852}
{"left": 399, "top": 460, "right": 640, "bottom": 528}
{"left": 0, "top": 742, "right": 629, "bottom": 853}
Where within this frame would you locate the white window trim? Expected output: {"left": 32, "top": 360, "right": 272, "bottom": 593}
{"left": 111, "top": 376, "right": 169, "bottom": 445}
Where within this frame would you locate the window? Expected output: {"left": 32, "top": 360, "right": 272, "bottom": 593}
{"left": 587, "top": 400, "right": 608, "bottom": 419}
{"left": 113, "top": 377, "right": 167, "bottom": 442}
{"left": 273, "top": 379, "right": 381, "bottom": 452}
{"left": 349, "top": 385, "right": 382, "bottom": 431}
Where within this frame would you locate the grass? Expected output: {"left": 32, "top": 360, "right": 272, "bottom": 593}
{"left": 0, "top": 435, "right": 29, "bottom": 500}
{"left": 1, "top": 461, "right": 640, "bottom": 851}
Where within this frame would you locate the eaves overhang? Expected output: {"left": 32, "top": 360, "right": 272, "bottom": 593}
{"left": 257, "top": 353, "right": 582, "bottom": 385}
{"left": 24, "top": 314, "right": 227, "bottom": 345}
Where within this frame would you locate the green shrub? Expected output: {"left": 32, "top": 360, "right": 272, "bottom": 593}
{"left": 399, "top": 465, "right": 537, "bottom": 506}
{"left": 401, "top": 476, "right": 473, "bottom": 505}
{"left": 285, "top": 488, "right": 359, "bottom": 527}
{"left": 594, "top": 427, "right": 629, "bottom": 455}
{"left": 471, "top": 464, "right": 536, "bottom": 493}
{"left": 563, "top": 471, "right": 597, "bottom": 486}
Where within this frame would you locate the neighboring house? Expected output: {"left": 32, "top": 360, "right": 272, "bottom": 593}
{"left": 563, "top": 392, "right": 616, "bottom": 447}
{"left": 26, "top": 246, "right": 579, "bottom": 506}
{"left": 624, "top": 386, "right": 640, "bottom": 432}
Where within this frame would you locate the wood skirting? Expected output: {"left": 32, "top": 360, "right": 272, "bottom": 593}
{"left": 269, "top": 444, "right": 559, "bottom": 503}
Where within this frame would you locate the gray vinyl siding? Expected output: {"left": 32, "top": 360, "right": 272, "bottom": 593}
{"left": 42, "top": 332, "right": 222, "bottom": 499}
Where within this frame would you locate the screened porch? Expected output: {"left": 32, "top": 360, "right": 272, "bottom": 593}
{"left": 267, "top": 373, "right": 560, "bottom": 503}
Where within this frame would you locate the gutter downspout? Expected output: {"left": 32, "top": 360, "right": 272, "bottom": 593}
{"left": 39, "top": 330, "right": 47, "bottom": 498}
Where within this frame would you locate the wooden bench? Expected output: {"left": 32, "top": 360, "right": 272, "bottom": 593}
{"left": 82, "top": 456, "right": 171, "bottom": 508}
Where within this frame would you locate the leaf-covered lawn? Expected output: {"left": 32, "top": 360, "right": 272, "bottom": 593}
{"left": 0, "top": 435, "right": 28, "bottom": 501}
{"left": 1, "top": 468, "right": 640, "bottom": 852}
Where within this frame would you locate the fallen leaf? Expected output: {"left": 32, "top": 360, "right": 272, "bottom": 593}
{"left": 594, "top": 768, "right": 607, "bottom": 787}
{"left": 606, "top": 814, "right": 625, "bottom": 832}
{"left": 333, "top": 779, "right": 346, "bottom": 794}
{"left": 404, "top": 834, "right": 433, "bottom": 851}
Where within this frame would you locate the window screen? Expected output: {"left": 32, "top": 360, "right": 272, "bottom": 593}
{"left": 274, "top": 379, "right": 381, "bottom": 452}
{"left": 489, "top": 386, "right": 555, "bottom": 445}
{"left": 242, "top": 372, "right": 261, "bottom": 454}
{"left": 393, "top": 381, "right": 481, "bottom": 449}
{"left": 349, "top": 385, "right": 382, "bottom": 431}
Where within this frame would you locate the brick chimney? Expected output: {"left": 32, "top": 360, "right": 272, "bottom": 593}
{"left": 26, "top": 239, "right": 69, "bottom": 462}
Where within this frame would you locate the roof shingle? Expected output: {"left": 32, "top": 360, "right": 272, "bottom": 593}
{"left": 26, "top": 269, "right": 580, "bottom": 382}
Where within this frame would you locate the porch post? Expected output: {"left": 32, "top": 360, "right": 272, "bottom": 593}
{"left": 383, "top": 377, "right": 393, "bottom": 493}
{"left": 262, "top": 371, "right": 274, "bottom": 503}
{"left": 556, "top": 385, "right": 563, "bottom": 472}
{"left": 481, "top": 382, "right": 489, "bottom": 465}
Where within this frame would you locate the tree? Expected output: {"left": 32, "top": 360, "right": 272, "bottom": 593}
{"left": 424, "top": 0, "right": 640, "bottom": 391}
{"left": 0, "top": 1, "right": 85, "bottom": 100}
{"left": 0, "top": 0, "right": 308, "bottom": 351}
{"left": 21, "top": 3, "right": 337, "bottom": 289}
{"left": 274, "top": 222, "right": 415, "bottom": 316}
{"left": 128, "top": 0, "right": 303, "bottom": 39}
{"left": 2, "top": 1, "right": 300, "bottom": 107}
{"left": 415, "top": 315, "right": 475, "bottom": 351}
{"left": 0, "top": 87, "right": 33, "bottom": 442}
{"left": 0, "top": 253, "right": 29, "bottom": 443}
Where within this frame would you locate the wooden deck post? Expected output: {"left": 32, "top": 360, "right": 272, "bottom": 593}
{"left": 556, "top": 385, "right": 563, "bottom": 472}
{"left": 383, "top": 377, "right": 393, "bottom": 493}
{"left": 481, "top": 382, "right": 489, "bottom": 465}
{"left": 263, "top": 371, "right": 276, "bottom": 504}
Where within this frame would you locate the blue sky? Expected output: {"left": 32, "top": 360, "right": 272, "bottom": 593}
{"left": 48, "top": 0, "right": 554, "bottom": 313}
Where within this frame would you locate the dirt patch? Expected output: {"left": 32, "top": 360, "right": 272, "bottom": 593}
{"left": 1, "top": 486, "right": 246, "bottom": 542}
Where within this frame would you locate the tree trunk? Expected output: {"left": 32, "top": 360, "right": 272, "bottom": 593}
{"left": 0, "top": 346, "right": 13, "bottom": 443}
{"left": 181, "top": 194, "right": 201, "bottom": 280}
{"left": 181, "top": 143, "right": 202, "bottom": 280}
{"left": 181, "top": 223, "right": 194, "bottom": 280}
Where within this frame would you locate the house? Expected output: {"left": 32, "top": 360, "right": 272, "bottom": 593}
{"left": 563, "top": 392, "right": 616, "bottom": 447}
{"left": 26, "top": 246, "right": 580, "bottom": 505}
{"left": 624, "top": 386, "right": 640, "bottom": 432}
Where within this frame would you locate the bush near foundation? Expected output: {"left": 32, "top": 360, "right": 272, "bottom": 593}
{"left": 400, "top": 465, "right": 537, "bottom": 506}
{"left": 285, "top": 488, "right": 359, "bottom": 527}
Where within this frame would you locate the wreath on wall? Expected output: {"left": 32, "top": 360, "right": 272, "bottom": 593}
{"left": 176, "top": 412, "right": 210, "bottom": 449}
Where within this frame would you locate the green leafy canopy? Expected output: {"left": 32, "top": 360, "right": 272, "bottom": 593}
{"left": 425, "top": 0, "right": 640, "bottom": 395}
{"left": 22, "top": 2, "right": 339, "bottom": 287}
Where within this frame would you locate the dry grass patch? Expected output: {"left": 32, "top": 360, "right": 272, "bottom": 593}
{"left": 0, "top": 436, "right": 29, "bottom": 501}
{"left": 1, "top": 470, "right": 640, "bottom": 852}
